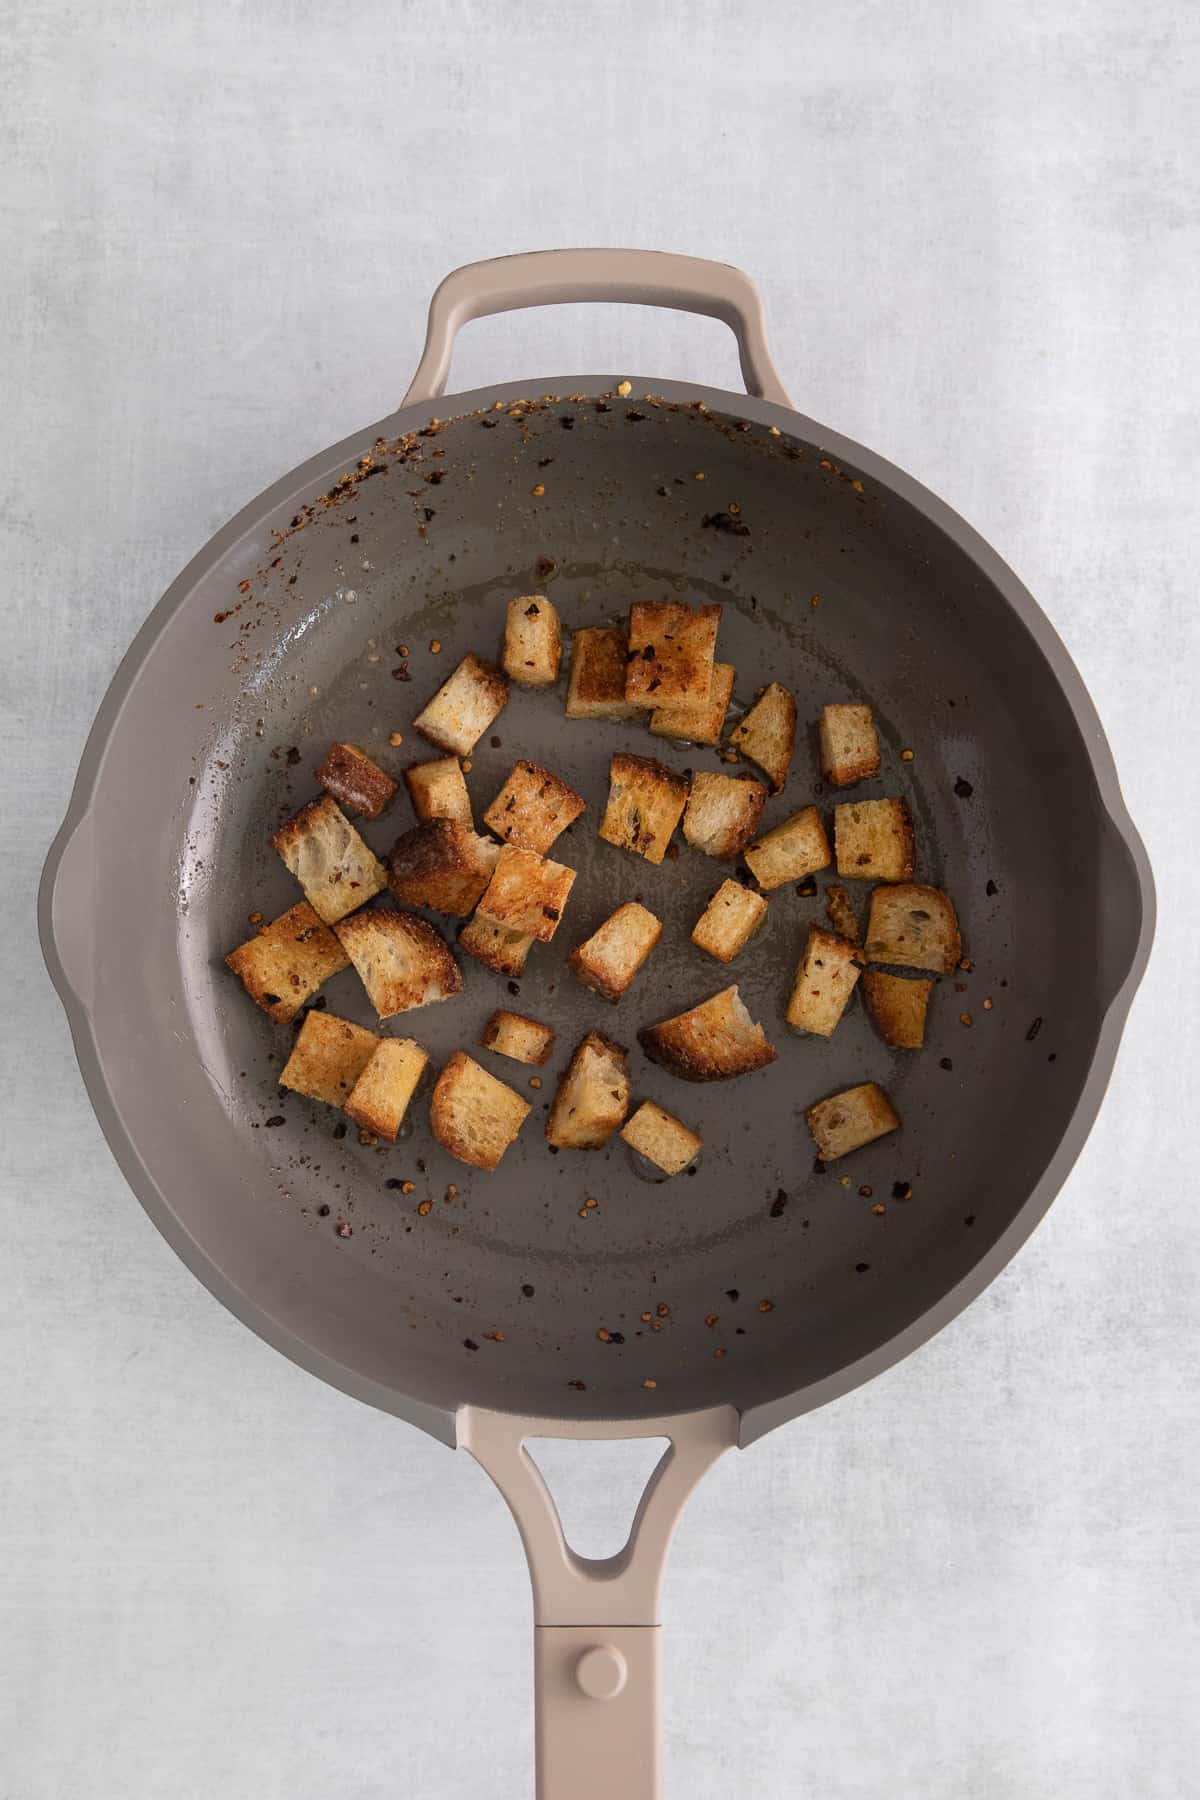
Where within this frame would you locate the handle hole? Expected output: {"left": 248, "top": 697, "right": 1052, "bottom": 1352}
{"left": 440, "top": 304, "right": 743, "bottom": 397}
{"left": 525, "top": 1436, "right": 670, "bottom": 1561}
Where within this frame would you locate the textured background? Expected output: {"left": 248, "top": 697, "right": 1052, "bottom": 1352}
{"left": 2, "top": 2, "right": 1197, "bottom": 1795}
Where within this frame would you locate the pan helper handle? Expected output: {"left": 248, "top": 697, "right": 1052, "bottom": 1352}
{"left": 402, "top": 248, "right": 792, "bottom": 408}
{"left": 460, "top": 1404, "right": 738, "bottom": 1800}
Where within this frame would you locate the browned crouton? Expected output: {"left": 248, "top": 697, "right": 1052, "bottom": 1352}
{"left": 818, "top": 704, "right": 881, "bottom": 789}
{"left": 387, "top": 820, "right": 500, "bottom": 916}
{"left": 565, "top": 626, "right": 641, "bottom": 720}
{"left": 638, "top": 985, "right": 776, "bottom": 1082}
{"left": 834, "top": 798, "right": 914, "bottom": 882}
{"left": 474, "top": 846, "right": 576, "bottom": 943}
{"left": 624, "top": 601, "right": 722, "bottom": 709}
{"left": 805, "top": 1082, "right": 900, "bottom": 1161}
{"left": 861, "top": 970, "right": 933, "bottom": 1048}
{"left": 478, "top": 1010, "right": 556, "bottom": 1066}
{"left": 690, "top": 880, "right": 768, "bottom": 963}
{"left": 503, "top": 594, "right": 561, "bottom": 687}
{"left": 649, "top": 662, "right": 735, "bottom": 746}
{"left": 546, "top": 1031, "right": 630, "bottom": 1149}
{"left": 726, "top": 683, "right": 796, "bottom": 792}
{"left": 335, "top": 907, "right": 463, "bottom": 1019}
{"left": 413, "top": 653, "right": 508, "bottom": 756}
{"left": 598, "top": 753, "right": 689, "bottom": 864}
{"left": 271, "top": 795, "right": 387, "bottom": 924}
{"left": 682, "top": 771, "right": 767, "bottom": 859}
{"left": 825, "top": 883, "right": 861, "bottom": 944}
{"left": 404, "top": 757, "right": 473, "bottom": 825}
{"left": 315, "top": 741, "right": 398, "bottom": 818}
{"left": 482, "top": 760, "right": 585, "bottom": 854}
{"left": 864, "top": 883, "right": 961, "bottom": 974}
{"left": 621, "top": 1101, "right": 703, "bottom": 1176}
{"left": 344, "top": 1038, "right": 429, "bottom": 1140}
{"left": 430, "top": 1050, "right": 531, "bottom": 1170}
{"left": 743, "top": 807, "right": 832, "bottom": 890}
{"left": 279, "top": 1010, "right": 379, "bottom": 1108}
{"left": 785, "top": 926, "right": 863, "bottom": 1036}
{"left": 225, "top": 901, "right": 349, "bottom": 1023}
{"left": 458, "top": 914, "right": 535, "bottom": 977}
{"left": 567, "top": 902, "right": 662, "bottom": 1001}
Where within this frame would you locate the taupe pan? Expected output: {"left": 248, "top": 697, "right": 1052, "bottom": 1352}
{"left": 40, "top": 249, "right": 1153, "bottom": 1796}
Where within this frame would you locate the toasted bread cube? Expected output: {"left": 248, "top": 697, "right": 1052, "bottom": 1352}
{"left": 786, "top": 926, "right": 863, "bottom": 1037}
{"left": 413, "top": 652, "right": 508, "bottom": 756}
{"left": 225, "top": 901, "right": 349, "bottom": 1023}
{"left": 387, "top": 820, "right": 500, "bottom": 917}
{"left": 691, "top": 880, "right": 768, "bottom": 963}
{"left": 819, "top": 704, "right": 881, "bottom": 789}
{"left": 344, "top": 1038, "right": 429, "bottom": 1140}
{"left": 624, "top": 601, "right": 722, "bottom": 709}
{"left": 650, "top": 662, "right": 735, "bottom": 746}
{"left": 315, "top": 741, "right": 398, "bottom": 818}
{"left": 864, "top": 883, "right": 962, "bottom": 974}
{"left": 743, "top": 807, "right": 832, "bottom": 891}
{"left": 682, "top": 771, "right": 767, "bottom": 860}
{"left": 482, "top": 760, "right": 585, "bottom": 855}
{"left": 474, "top": 846, "right": 576, "bottom": 943}
{"left": 805, "top": 1082, "right": 899, "bottom": 1162}
{"left": 861, "top": 970, "right": 933, "bottom": 1048}
{"left": 598, "top": 753, "right": 689, "bottom": 865}
{"left": 621, "top": 1101, "right": 702, "bottom": 1177}
{"left": 825, "top": 883, "right": 861, "bottom": 944}
{"left": 565, "top": 626, "right": 641, "bottom": 721}
{"left": 458, "top": 914, "right": 535, "bottom": 977}
{"left": 727, "top": 683, "right": 796, "bottom": 793}
{"left": 271, "top": 795, "right": 387, "bottom": 924}
{"left": 430, "top": 1050, "right": 531, "bottom": 1170}
{"left": 546, "top": 1031, "right": 630, "bottom": 1149}
{"left": 279, "top": 1010, "right": 379, "bottom": 1108}
{"left": 479, "top": 1009, "right": 556, "bottom": 1066}
{"left": 335, "top": 907, "right": 463, "bottom": 1019}
{"left": 638, "top": 985, "right": 776, "bottom": 1082}
{"left": 503, "top": 594, "right": 561, "bottom": 687}
{"left": 568, "top": 902, "right": 662, "bottom": 1001}
{"left": 404, "top": 757, "right": 473, "bottom": 826}
{"left": 834, "top": 798, "right": 914, "bottom": 882}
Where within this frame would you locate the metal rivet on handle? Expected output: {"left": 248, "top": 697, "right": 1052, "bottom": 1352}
{"left": 575, "top": 1644, "right": 628, "bottom": 1700}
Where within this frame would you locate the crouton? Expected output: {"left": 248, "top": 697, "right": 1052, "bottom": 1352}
{"left": 503, "top": 594, "right": 561, "bottom": 687}
{"left": 404, "top": 757, "right": 473, "bottom": 826}
{"left": 785, "top": 926, "right": 863, "bottom": 1036}
{"left": 271, "top": 795, "right": 387, "bottom": 924}
{"left": 624, "top": 601, "right": 722, "bottom": 709}
{"left": 430, "top": 1050, "right": 531, "bottom": 1170}
{"left": 682, "top": 771, "right": 767, "bottom": 859}
{"left": 834, "top": 798, "right": 914, "bottom": 883}
{"left": 315, "top": 741, "right": 397, "bottom": 818}
{"left": 344, "top": 1037, "right": 429, "bottom": 1140}
{"left": 825, "top": 883, "right": 861, "bottom": 944}
{"left": 690, "top": 880, "right": 768, "bottom": 963}
{"left": 458, "top": 914, "right": 535, "bottom": 977}
{"left": 598, "top": 753, "right": 689, "bottom": 865}
{"left": 279, "top": 1010, "right": 379, "bottom": 1108}
{"left": 474, "top": 846, "right": 576, "bottom": 943}
{"left": 225, "top": 900, "right": 349, "bottom": 1023}
{"left": 805, "top": 1082, "right": 899, "bottom": 1162}
{"left": 861, "top": 970, "right": 933, "bottom": 1049}
{"left": 726, "top": 683, "right": 796, "bottom": 792}
{"left": 650, "top": 662, "right": 735, "bottom": 746}
{"left": 621, "top": 1101, "right": 703, "bottom": 1177}
{"left": 482, "top": 760, "right": 585, "bottom": 854}
{"left": 479, "top": 1010, "right": 556, "bottom": 1066}
{"left": 743, "top": 807, "right": 832, "bottom": 890}
{"left": 818, "top": 704, "right": 880, "bottom": 789}
{"left": 565, "top": 626, "right": 641, "bottom": 721}
{"left": 413, "top": 652, "right": 508, "bottom": 756}
{"left": 638, "top": 985, "right": 776, "bottom": 1082}
{"left": 864, "top": 883, "right": 961, "bottom": 974}
{"left": 546, "top": 1031, "right": 630, "bottom": 1149}
{"left": 568, "top": 902, "right": 662, "bottom": 1001}
{"left": 335, "top": 907, "right": 463, "bottom": 1019}
{"left": 387, "top": 820, "right": 500, "bottom": 917}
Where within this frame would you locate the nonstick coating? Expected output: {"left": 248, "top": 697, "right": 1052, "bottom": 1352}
{"left": 41, "top": 377, "right": 1150, "bottom": 1443}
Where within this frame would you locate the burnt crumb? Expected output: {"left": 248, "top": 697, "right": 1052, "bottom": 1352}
{"left": 1047, "top": 1052, "right": 1057, "bottom": 1063}
{"left": 770, "top": 1189, "right": 789, "bottom": 1218}
{"left": 463, "top": 1338, "right": 479, "bottom": 1351}
{"left": 537, "top": 456, "right": 553, "bottom": 468}
{"left": 426, "top": 470, "right": 446, "bottom": 485}
{"left": 939, "top": 1057, "right": 954, "bottom": 1071}
{"left": 264, "top": 1115, "right": 286, "bottom": 1128}
{"left": 892, "top": 1181, "right": 912, "bottom": 1200}
{"left": 507, "top": 980, "right": 521, "bottom": 996}
{"left": 656, "top": 485, "right": 669, "bottom": 497}
{"left": 608, "top": 1331, "right": 626, "bottom": 1344}
{"left": 423, "top": 507, "right": 436, "bottom": 522}
{"left": 985, "top": 878, "right": 998, "bottom": 896}
{"left": 954, "top": 776, "right": 974, "bottom": 799}
{"left": 964, "top": 1214, "right": 976, "bottom": 1227}
{"left": 285, "top": 747, "right": 301, "bottom": 766}
{"left": 317, "top": 1204, "right": 330, "bottom": 1217}
{"left": 385, "top": 1178, "right": 404, "bottom": 1190}
{"left": 725, "top": 1289, "right": 740, "bottom": 1301}
{"left": 701, "top": 510, "right": 751, "bottom": 536}
{"left": 490, "top": 735, "right": 502, "bottom": 748}
{"left": 288, "top": 574, "right": 298, "bottom": 586}
{"left": 521, "top": 1283, "right": 535, "bottom": 1297}
{"left": 349, "top": 533, "right": 359, "bottom": 543}
{"left": 796, "top": 878, "right": 818, "bottom": 898}
{"left": 854, "top": 1262, "right": 870, "bottom": 1274}
{"left": 332, "top": 1121, "right": 347, "bottom": 1140}
{"left": 547, "top": 1144, "right": 559, "bottom": 1155}
{"left": 1026, "top": 1016, "right": 1043, "bottom": 1040}
{"left": 559, "top": 415, "right": 575, "bottom": 429}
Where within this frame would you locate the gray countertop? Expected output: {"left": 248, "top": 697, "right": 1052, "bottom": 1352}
{"left": 2, "top": 2, "right": 1196, "bottom": 1795}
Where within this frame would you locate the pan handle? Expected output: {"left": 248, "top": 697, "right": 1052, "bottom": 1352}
{"left": 402, "top": 249, "right": 792, "bottom": 409}
{"left": 460, "top": 1402, "right": 738, "bottom": 1800}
